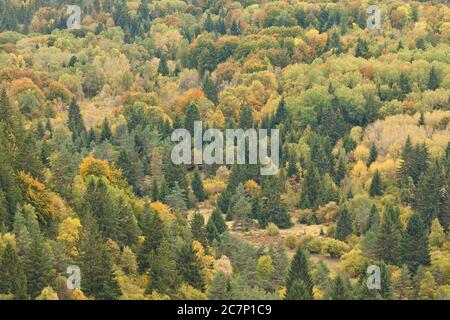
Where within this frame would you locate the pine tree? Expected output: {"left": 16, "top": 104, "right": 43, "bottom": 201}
{"left": 334, "top": 151, "right": 346, "bottom": 185}
{"left": 159, "top": 177, "right": 169, "bottom": 202}
{"left": 184, "top": 103, "right": 201, "bottom": 135}
{"left": 354, "top": 38, "right": 370, "bottom": 59}
{"left": 366, "top": 143, "right": 378, "bottom": 167}
{"left": 261, "top": 176, "right": 292, "bottom": 228}
{"left": 427, "top": 66, "right": 439, "bottom": 90}
{"left": 116, "top": 150, "right": 136, "bottom": 187}
{"left": 79, "top": 214, "right": 122, "bottom": 300}
{"left": 287, "top": 151, "right": 297, "bottom": 177}
{"left": 209, "top": 208, "right": 227, "bottom": 234}
{"left": 285, "top": 248, "right": 313, "bottom": 300}
{"left": 299, "top": 165, "right": 322, "bottom": 210}
{"left": 238, "top": 106, "right": 253, "bottom": 129}
{"left": 335, "top": 206, "right": 353, "bottom": 241}
{"left": 23, "top": 208, "right": 53, "bottom": 299}
{"left": 202, "top": 74, "right": 218, "bottom": 104}
{"left": 230, "top": 20, "right": 241, "bottom": 35}
{"left": 418, "top": 112, "right": 425, "bottom": 126}
{"left": 176, "top": 242, "right": 205, "bottom": 291}
{"left": 204, "top": 14, "right": 214, "bottom": 32}
{"left": 157, "top": 55, "right": 169, "bottom": 76}
{"left": 374, "top": 205, "right": 403, "bottom": 265}
{"left": 0, "top": 243, "right": 27, "bottom": 299}
{"left": 191, "top": 212, "right": 208, "bottom": 247}
{"left": 208, "top": 271, "right": 229, "bottom": 299}
{"left": 165, "top": 182, "right": 187, "bottom": 213}
{"left": 369, "top": 170, "right": 383, "bottom": 197}
{"left": 138, "top": 206, "right": 165, "bottom": 272}
{"left": 401, "top": 213, "right": 430, "bottom": 273}
{"left": 151, "top": 179, "right": 159, "bottom": 201}
{"left": 414, "top": 161, "right": 445, "bottom": 228}
{"left": 100, "top": 117, "right": 112, "bottom": 142}
{"left": 231, "top": 184, "right": 251, "bottom": 231}
{"left": 67, "top": 97, "right": 86, "bottom": 142}
{"left": 399, "top": 72, "right": 411, "bottom": 95}
{"left": 191, "top": 169, "right": 207, "bottom": 201}
{"left": 326, "top": 275, "right": 352, "bottom": 300}
{"left": 366, "top": 204, "right": 380, "bottom": 233}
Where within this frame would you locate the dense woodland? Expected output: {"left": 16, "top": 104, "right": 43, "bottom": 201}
{"left": 0, "top": 0, "right": 449, "bottom": 300}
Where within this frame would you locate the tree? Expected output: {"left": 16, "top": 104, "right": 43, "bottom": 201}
{"left": 401, "top": 213, "right": 430, "bottom": 273}
{"left": 78, "top": 214, "right": 122, "bottom": 300}
{"left": 428, "top": 218, "right": 445, "bottom": 249}
{"left": 354, "top": 38, "right": 370, "bottom": 59}
{"left": 191, "top": 169, "right": 207, "bottom": 202}
{"left": 157, "top": 55, "right": 169, "bottom": 76}
{"left": 184, "top": 103, "right": 201, "bottom": 136}
{"left": 414, "top": 161, "right": 446, "bottom": 229}
{"left": 238, "top": 106, "right": 253, "bottom": 129}
{"left": 366, "top": 143, "right": 378, "bottom": 167}
{"left": 335, "top": 206, "right": 353, "bottom": 241}
{"left": 176, "top": 242, "right": 205, "bottom": 291}
{"left": 418, "top": 271, "right": 436, "bottom": 300}
{"left": 427, "top": 66, "right": 439, "bottom": 90}
{"left": 208, "top": 271, "right": 229, "bottom": 299}
{"left": 165, "top": 182, "right": 187, "bottom": 213}
{"left": 326, "top": 275, "right": 352, "bottom": 300}
{"left": 299, "top": 165, "right": 322, "bottom": 210}
{"left": 399, "top": 73, "right": 411, "bottom": 95}
{"left": 100, "top": 118, "right": 112, "bottom": 142}
{"left": 67, "top": 97, "right": 86, "bottom": 142}
{"left": 257, "top": 255, "right": 273, "bottom": 281}
{"left": 285, "top": 248, "right": 313, "bottom": 300}
{"left": 138, "top": 207, "right": 166, "bottom": 272}
{"left": 202, "top": 74, "right": 217, "bottom": 104}
{"left": 191, "top": 212, "right": 207, "bottom": 247}
{"left": 206, "top": 208, "right": 227, "bottom": 243}
{"left": 0, "top": 243, "right": 27, "bottom": 299}
{"left": 151, "top": 179, "right": 159, "bottom": 202}
{"left": 230, "top": 184, "right": 252, "bottom": 231}
{"left": 261, "top": 176, "right": 292, "bottom": 228}
{"left": 369, "top": 170, "right": 383, "bottom": 197}
{"left": 373, "top": 205, "right": 403, "bottom": 265}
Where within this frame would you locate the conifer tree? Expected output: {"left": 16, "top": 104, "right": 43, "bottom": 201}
{"left": 374, "top": 205, "right": 403, "bottom": 265}
{"left": 369, "top": 170, "right": 383, "bottom": 197}
{"left": 208, "top": 271, "right": 229, "bottom": 299}
{"left": 100, "top": 117, "right": 112, "bottom": 142}
{"left": 176, "top": 242, "right": 205, "bottom": 291}
{"left": 0, "top": 243, "right": 27, "bottom": 299}
{"left": 151, "top": 179, "right": 159, "bottom": 201}
{"left": 67, "top": 97, "right": 86, "bottom": 142}
{"left": 401, "top": 213, "right": 430, "bottom": 273}
{"left": 399, "top": 72, "right": 411, "bottom": 94}
{"left": 285, "top": 248, "right": 313, "bottom": 300}
{"left": 138, "top": 206, "right": 165, "bottom": 272}
{"left": 299, "top": 165, "right": 322, "bottom": 210}
{"left": 238, "top": 106, "right": 253, "bottom": 129}
{"left": 79, "top": 214, "right": 122, "bottom": 300}
{"left": 366, "top": 143, "right": 378, "bottom": 167}
{"left": 184, "top": 103, "right": 201, "bottom": 136}
{"left": 191, "top": 212, "right": 207, "bottom": 247}
{"left": 157, "top": 55, "right": 169, "bottom": 76}
{"left": 202, "top": 74, "right": 218, "bottom": 104}
{"left": 159, "top": 177, "right": 169, "bottom": 201}
{"left": 335, "top": 206, "right": 353, "bottom": 241}
{"left": 191, "top": 169, "right": 207, "bottom": 202}
{"left": 427, "top": 66, "right": 439, "bottom": 90}
{"left": 326, "top": 275, "right": 352, "bottom": 300}
{"left": 165, "top": 182, "right": 187, "bottom": 213}
{"left": 231, "top": 184, "right": 251, "bottom": 231}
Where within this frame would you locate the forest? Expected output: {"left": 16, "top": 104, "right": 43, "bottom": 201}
{"left": 0, "top": 0, "right": 449, "bottom": 300}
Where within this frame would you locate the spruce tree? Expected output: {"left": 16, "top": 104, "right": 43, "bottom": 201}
{"left": 176, "top": 242, "right": 205, "bottom": 291}
{"left": 326, "top": 275, "right": 352, "bottom": 300}
{"left": 373, "top": 205, "right": 403, "bottom": 265}
{"left": 285, "top": 248, "right": 313, "bottom": 300}
{"left": 427, "top": 66, "right": 439, "bottom": 90}
{"left": 366, "top": 143, "right": 378, "bottom": 167}
{"left": 399, "top": 72, "right": 411, "bottom": 95}
{"left": 191, "top": 169, "right": 207, "bottom": 202}
{"left": 191, "top": 212, "right": 207, "bottom": 247}
{"left": 157, "top": 55, "right": 169, "bottom": 76}
{"left": 67, "top": 97, "right": 86, "bottom": 141}
{"left": 79, "top": 214, "right": 122, "bottom": 300}
{"left": 401, "top": 213, "right": 430, "bottom": 273}
{"left": 335, "top": 206, "right": 353, "bottom": 241}
{"left": 138, "top": 207, "right": 165, "bottom": 272}
{"left": 299, "top": 165, "right": 322, "bottom": 210}
{"left": 100, "top": 117, "right": 112, "bottom": 142}
{"left": 165, "top": 182, "right": 187, "bottom": 213}
{"left": 208, "top": 271, "right": 229, "bottom": 300}
{"left": 151, "top": 179, "right": 159, "bottom": 201}
{"left": 0, "top": 243, "right": 27, "bottom": 299}
{"left": 369, "top": 170, "right": 383, "bottom": 197}
{"left": 184, "top": 103, "right": 200, "bottom": 136}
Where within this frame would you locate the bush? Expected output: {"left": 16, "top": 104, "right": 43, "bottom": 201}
{"left": 321, "top": 239, "right": 350, "bottom": 258}
{"left": 284, "top": 235, "right": 298, "bottom": 250}
{"left": 306, "top": 237, "right": 323, "bottom": 254}
{"left": 266, "top": 223, "right": 280, "bottom": 236}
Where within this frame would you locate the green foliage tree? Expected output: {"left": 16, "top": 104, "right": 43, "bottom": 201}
{"left": 285, "top": 248, "right": 313, "bottom": 300}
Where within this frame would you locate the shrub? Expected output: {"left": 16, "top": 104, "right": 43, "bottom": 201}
{"left": 284, "top": 235, "right": 298, "bottom": 250}
{"left": 266, "top": 223, "right": 280, "bottom": 236}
